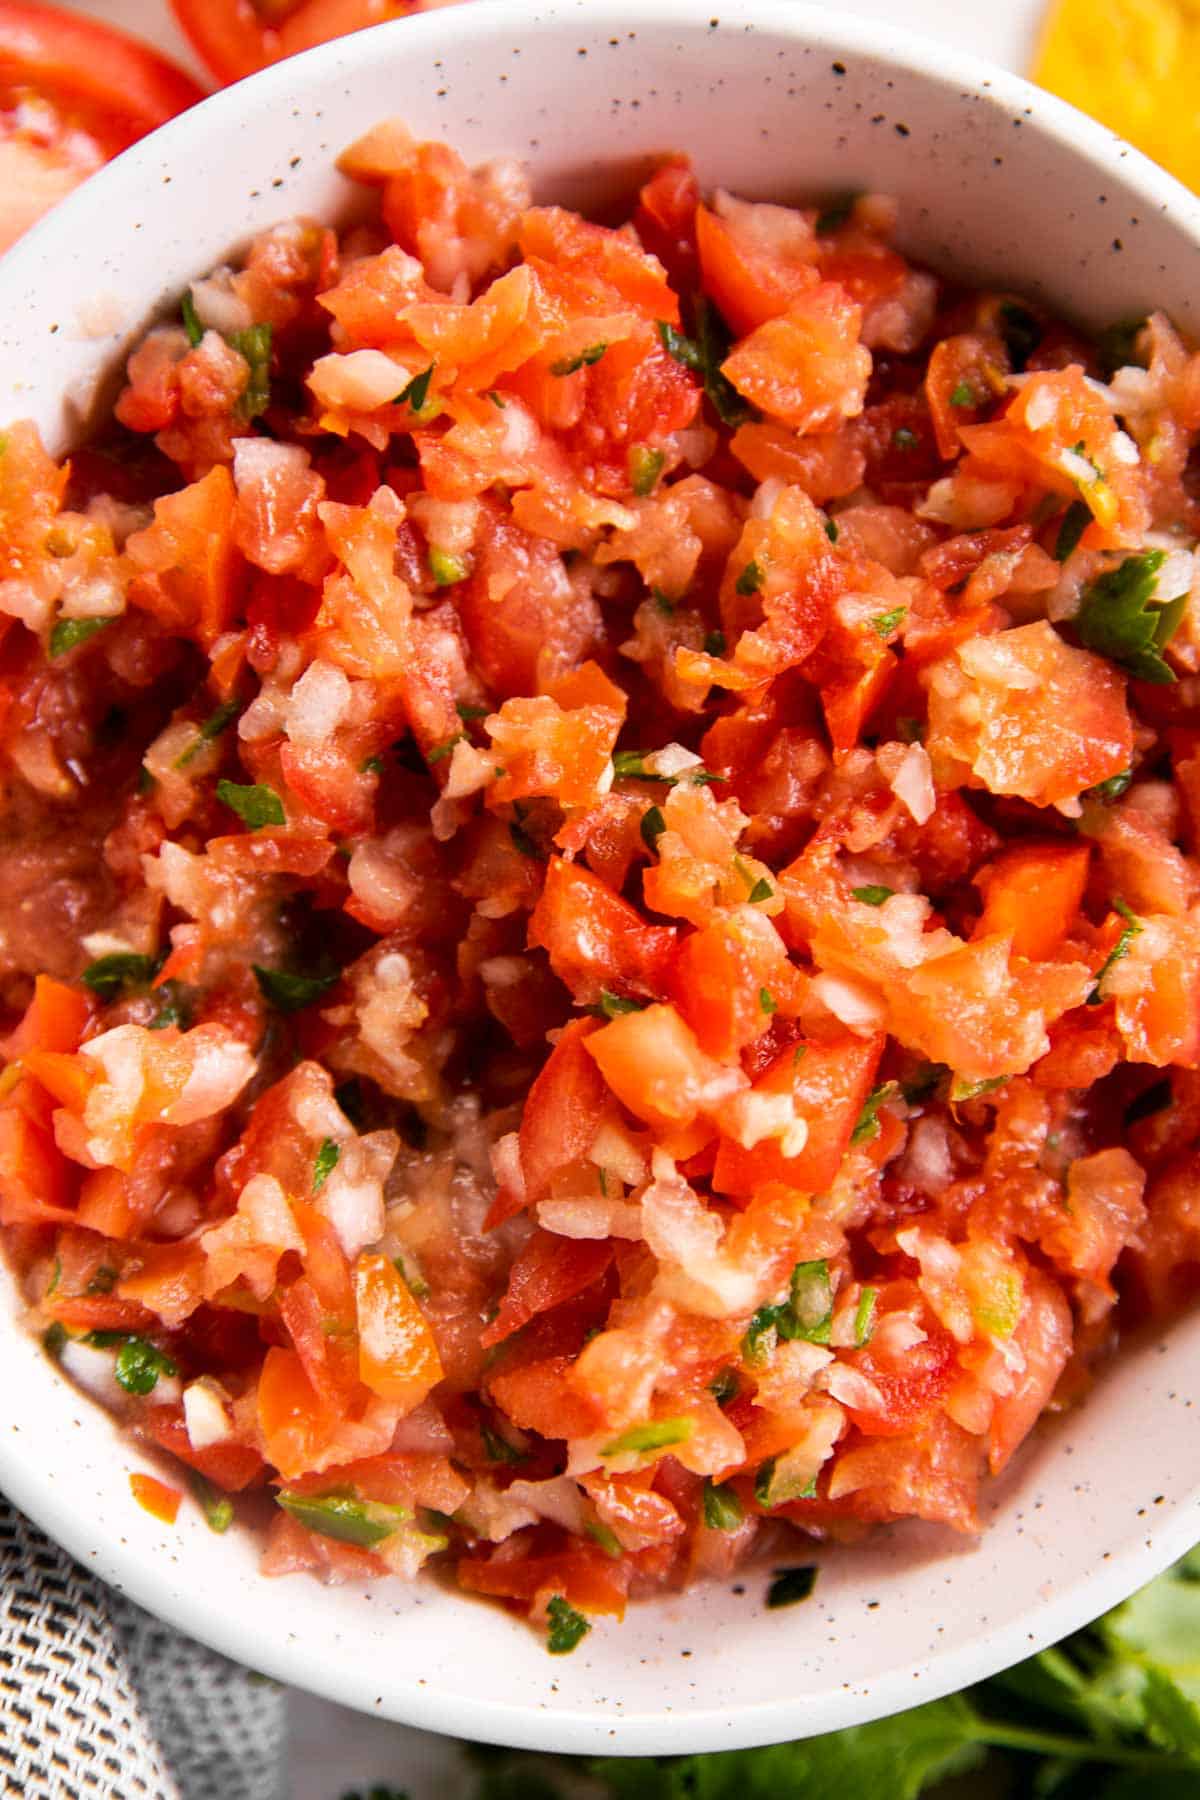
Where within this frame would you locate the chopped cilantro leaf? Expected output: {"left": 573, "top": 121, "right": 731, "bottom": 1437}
{"left": 1075, "top": 551, "right": 1181, "bottom": 684}
{"left": 50, "top": 617, "right": 111, "bottom": 658}
{"left": 228, "top": 323, "right": 272, "bottom": 419}
{"left": 82, "top": 952, "right": 159, "bottom": 1002}
{"left": 641, "top": 805, "right": 666, "bottom": 853}
{"left": 550, "top": 342, "right": 607, "bottom": 376}
{"left": 704, "top": 629, "right": 727, "bottom": 657}
{"left": 767, "top": 1564, "right": 818, "bottom": 1608}
{"left": 457, "top": 702, "right": 490, "bottom": 721}
{"left": 949, "top": 381, "right": 977, "bottom": 408}
{"left": 85, "top": 1266, "right": 117, "bottom": 1296}
{"left": 253, "top": 964, "right": 339, "bottom": 1013}
{"left": 42, "top": 1322, "right": 67, "bottom": 1361}
{"left": 735, "top": 559, "right": 763, "bottom": 596}
{"left": 825, "top": 517, "right": 839, "bottom": 543}
{"left": 395, "top": 364, "right": 434, "bottom": 411}
{"left": 759, "top": 986, "right": 777, "bottom": 1015}
{"left": 181, "top": 290, "right": 203, "bottom": 347}
{"left": 851, "top": 1081, "right": 899, "bottom": 1146}
{"left": 425, "top": 733, "right": 463, "bottom": 765}
{"left": 656, "top": 319, "right": 703, "bottom": 371}
{"left": 601, "top": 1417, "right": 695, "bottom": 1458}
{"left": 657, "top": 301, "right": 756, "bottom": 426}
{"left": 892, "top": 426, "right": 919, "bottom": 451}
{"left": 312, "top": 1139, "right": 340, "bottom": 1193}
{"left": 175, "top": 698, "right": 241, "bottom": 768}
{"left": 546, "top": 1595, "right": 591, "bottom": 1655}
{"left": 747, "top": 876, "right": 773, "bottom": 905}
{"left": 149, "top": 980, "right": 192, "bottom": 1031}
{"left": 85, "top": 1333, "right": 177, "bottom": 1396}
{"left": 652, "top": 587, "right": 676, "bottom": 615}
{"left": 216, "top": 780, "right": 285, "bottom": 829}
{"left": 588, "top": 990, "right": 647, "bottom": 1018}
{"left": 1088, "top": 898, "right": 1142, "bottom": 1005}
{"left": 1054, "top": 499, "right": 1092, "bottom": 562}
{"left": 629, "top": 445, "right": 665, "bottom": 496}
{"left": 702, "top": 1479, "right": 744, "bottom": 1532}
{"left": 852, "top": 884, "right": 894, "bottom": 906}
{"left": 1086, "top": 768, "right": 1133, "bottom": 803}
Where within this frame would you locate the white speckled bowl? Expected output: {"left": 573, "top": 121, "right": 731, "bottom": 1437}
{"left": 2, "top": 0, "right": 1199, "bottom": 1757}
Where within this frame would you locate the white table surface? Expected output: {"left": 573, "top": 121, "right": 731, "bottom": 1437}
{"left": 56, "top": 2, "right": 1043, "bottom": 1793}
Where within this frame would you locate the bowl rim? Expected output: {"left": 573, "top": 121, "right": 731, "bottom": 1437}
{"left": 3, "top": 0, "right": 1200, "bottom": 1756}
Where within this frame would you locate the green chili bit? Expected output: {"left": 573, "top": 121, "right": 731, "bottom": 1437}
{"left": 49, "top": 617, "right": 111, "bottom": 658}
{"left": 703, "top": 1480, "right": 745, "bottom": 1532}
{"left": 601, "top": 1417, "right": 695, "bottom": 1458}
{"left": 629, "top": 445, "right": 665, "bottom": 496}
{"left": 1088, "top": 898, "right": 1142, "bottom": 1005}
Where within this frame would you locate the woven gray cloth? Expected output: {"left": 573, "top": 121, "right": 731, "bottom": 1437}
{"left": 0, "top": 1497, "right": 287, "bottom": 1800}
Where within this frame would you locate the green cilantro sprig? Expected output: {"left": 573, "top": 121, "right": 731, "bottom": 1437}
{"left": 1075, "top": 551, "right": 1183, "bottom": 684}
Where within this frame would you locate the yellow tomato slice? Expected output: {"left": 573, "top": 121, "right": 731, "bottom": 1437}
{"left": 1032, "top": 0, "right": 1200, "bottom": 189}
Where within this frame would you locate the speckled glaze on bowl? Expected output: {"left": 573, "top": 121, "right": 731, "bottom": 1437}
{"left": 1, "top": 0, "right": 1199, "bottom": 1757}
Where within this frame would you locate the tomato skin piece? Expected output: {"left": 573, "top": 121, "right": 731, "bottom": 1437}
{"left": 0, "top": 3, "right": 203, "bottom": 252}
{"left": 586, "top": 1003, "right": 737, "bottom": 1133}
{"left": 986, "top": 1268, "right": 1072, "bottom": 1474}
{"left": 479, "top": 1231, "right": 614, "bottom": 1350}
{"left": 0, "top": 974, "right": 90, "bottom": 1058}
{"left": 125, "top": 467, "right": 247, "bottom": 649}
{"left": 712, "top": 1033, "right": 885, "bottom": 1202}
{"left": 973, "top": 842, "right": 1090, "bottom": 961}
{"left": 838, "top": 1330, "right": 959, "bottom": 1439}
{"left": 169, "top": 0, "right": 430, "bottom": 85}
{"left": 634, "top": 155, "right": 700, "bottom": 293}
{"left": 138, "top": 1404, "right": 266, "bottom": 1492}
{"left": 354, "top": 1252, "right": 443, "bottom": 1410}
{"left": 695, "top": 201, "right": 817, "bottom": 337}
{"left": 257, "top": 1345, "right": 338, "bottom": 1481}
{"left": 528, "top": 857, "right": 676, "bottom": 1007}
{"left": 506, "top": 1018, "right": 609, "bottom": 1218}
{"left": 129, "top": 1472, "right": 182, "bottom": 1526}
{"left": 458, "top": 1541, "right": 629, "bottom": 1616}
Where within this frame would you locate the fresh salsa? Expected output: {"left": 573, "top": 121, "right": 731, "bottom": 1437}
{"left": 2, "top": 120, "right": 1200, "bottom": 1647}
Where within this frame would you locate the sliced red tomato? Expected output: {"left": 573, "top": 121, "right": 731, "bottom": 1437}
{"left": 479, "top": 1230, "right": 614, "bottom": 1350}
{"left": 712, "top": 1033, "right": 884, "bottom": 1201}
{"left": 0, "top": 3, "right": 203, "bottom": 254}
{"left": 170, "top": 0, "right": 454, "bottom": 86}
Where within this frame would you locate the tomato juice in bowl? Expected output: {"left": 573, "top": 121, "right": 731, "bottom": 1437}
{"left": 2, "top": 0, "right": 1200, "bottom": 1756}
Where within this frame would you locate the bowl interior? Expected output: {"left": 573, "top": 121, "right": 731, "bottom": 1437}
{"left": 1, "top": 0, "right": 1199, "bottom": 1756}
